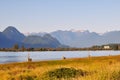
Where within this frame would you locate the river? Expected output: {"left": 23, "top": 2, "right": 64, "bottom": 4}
{"left": 0, "top": 51, "right": 120, "bottom": 64}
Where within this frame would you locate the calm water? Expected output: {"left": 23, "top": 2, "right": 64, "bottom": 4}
{"left": 0, "top": 51, "right": 120, "bottom": 64}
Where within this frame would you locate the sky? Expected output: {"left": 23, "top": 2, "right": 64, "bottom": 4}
{"left": 0, "top": 0, "right": 120, "bottom": 34}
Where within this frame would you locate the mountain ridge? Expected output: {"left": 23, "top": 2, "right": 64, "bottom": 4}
{"left": 1, "top": 26, "right": 120, "bottom": 48}
{"left": 30, "top": 30, "right": 120, "bottom": 48}
{"left": 3, "top": 26, "right": 25, "bottom": 42}
{"left": 0, "top": 26, "right": 63, "bottom": 48}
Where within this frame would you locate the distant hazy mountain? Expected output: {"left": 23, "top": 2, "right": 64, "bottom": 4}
{"left": 51, "top": 30, "right": 120, "bottom": 47}
{"left": 23, "top": 34, "right": 61, "bottom": 48}
{"left": 2, "top": 26, "right": 120, "bottom": 48}
{"left": 0, "top": 26, "right": 63, "bottom": 48}
{"left": 31, "top": 30, "right": 120, "bottom": 48}
{"left": 51, "top": 30, "right": 101, "bottom": 47}
{"left": 30, "top": 32, "right": 47, "bottom": 37}
{"left": 101, "top": 31, "right": 120, "bottom": 44}
{"left": 3, "top": 26, "right": 25, "bottom": 42}
{"left": 0, "top": 32, "right": 15, "bottom": 48}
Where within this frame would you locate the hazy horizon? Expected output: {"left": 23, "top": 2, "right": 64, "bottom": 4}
{"left": 0, "top": 0, "right": 120, "bottom": 33}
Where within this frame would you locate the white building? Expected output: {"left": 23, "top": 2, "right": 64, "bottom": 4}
{"left": 104, "top": 45, "right": 110, "bottom": 49}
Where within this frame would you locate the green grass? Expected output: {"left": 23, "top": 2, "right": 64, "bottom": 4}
{"left": 0, "top": 55, "right": 120, "bottom": 80}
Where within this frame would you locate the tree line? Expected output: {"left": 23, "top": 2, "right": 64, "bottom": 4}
{"left": 0, "top": 43, "right": 120, "bottom": 51}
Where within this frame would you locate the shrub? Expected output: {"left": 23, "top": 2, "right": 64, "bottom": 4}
{"left": 42, "top": 67, "right": 87, "bottom": 80}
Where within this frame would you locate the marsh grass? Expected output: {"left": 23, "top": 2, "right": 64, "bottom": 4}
{"left": 0, "top": 55, "right": 120, "bottom": 80}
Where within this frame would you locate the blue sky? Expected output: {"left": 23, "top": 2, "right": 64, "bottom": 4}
{"left": 0, "top": 0, "right": 120, "bottom": 33}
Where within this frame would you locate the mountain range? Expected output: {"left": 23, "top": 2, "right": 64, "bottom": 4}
{"left": 0, "top": 26, "right": 62, "bottom": 48}
{"left": 31, "top": 30, "right": 120, "bottom": 48}
{"left": 1, "top": 26, "right": 120, "bottom": 48}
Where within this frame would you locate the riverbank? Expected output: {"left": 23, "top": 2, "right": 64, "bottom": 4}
{"left": 0, "top": 55, "right": 120, "bottom": 80}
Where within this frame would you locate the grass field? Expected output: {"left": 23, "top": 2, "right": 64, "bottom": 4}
{"left": 0, "top": 55, "right": 120, "bottom": 80}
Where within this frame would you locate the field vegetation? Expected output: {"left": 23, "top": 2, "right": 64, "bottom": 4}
{"left": 0, "top": 55, "right": 120, "bottom": 80}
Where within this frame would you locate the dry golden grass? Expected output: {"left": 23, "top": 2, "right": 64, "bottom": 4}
{"left": 0, "top": 55, "right": 120, "bottom": 80}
